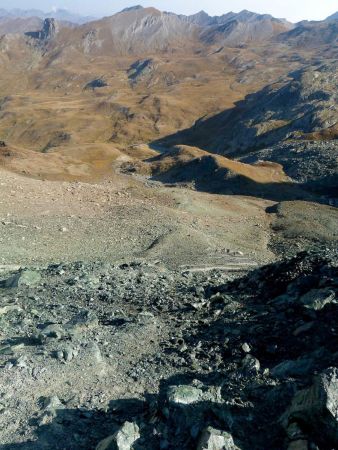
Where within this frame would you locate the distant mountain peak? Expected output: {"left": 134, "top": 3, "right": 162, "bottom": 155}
{"left": 121, "top": 5, "right": 144, "bottom": 13}
{"left": 194, "top": 10, "right": 210, "bottom": 17}
{"left": 0, "top": 7, "right": 94, "bottom": 24}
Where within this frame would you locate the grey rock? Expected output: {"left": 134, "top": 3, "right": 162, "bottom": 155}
{"left": 197, "top": 426, "right": 240, "bottom": 450}
{"left": 65, "top": 310, "right": 99, "bottom": 333}
{"left": 167, "top": 385, "right": 204, "bottom": 405}
{"left": 86, "top": 342, "right": 103, "bottom": 363}
{"left": 293, "top": 322, "right": 315, "bottom": 337}
{"left": 27, "top": 18, "right": 59, "bottom": 41}
{"left": 300, "top": 288, "right": 336, "bottom": 311}
{"left": 138, "top": 311, "right": 156, "bottom": 325}
{"left": 43, "top": 395, "right": 62, "bottom": 411}
{"left": 282, "top": 367, "right": 338, "bottom": 447}
{"left": 167, "top": 383, "right": 221, "bottom": 406}
{"left": 96, "top": 421, "right": 140, "bottom": 450}
{"left": 0, "top": 270, "right": 41, "bottom": 288}
{"left": 241, "top": 343, "right": 251, "bottom": 353}
{"left": 14, "top": 355, "right": 28, "bottom": 368}
{"left": 56, "top": 346, "right": 78, "bottom": 362}
{"left": 39, "top": 324, "right": 64, "bottom": 340}
{"left": 0, "top": 304, "right": 22, "bottom": 315}
{"left": 241, "top": 355, "right": 260, "bottom": 375}
{"left": 38, "top": 396, "right": 63, "bottom": 426}
{"left": 41, "top": 18, "right": 58, "bottom": 40}
{"left": 56, "top": 350, "right": 64, "bottom": 360}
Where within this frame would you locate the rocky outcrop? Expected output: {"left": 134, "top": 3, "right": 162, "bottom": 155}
{"left": 25, "top": 18, "right": 59, "bottom": 41}
{"left": 40, "top": 18, "right": 58, "bottom": 40}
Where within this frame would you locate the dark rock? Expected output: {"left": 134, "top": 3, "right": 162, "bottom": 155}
{"left": 271, "top": 358, "right": 314, "bottom": 379}
{"left": 85, "top": 78, "right": 108, "bottom": 90}
{"left": 282, "top": 367, "right": 338, "bottom": 448}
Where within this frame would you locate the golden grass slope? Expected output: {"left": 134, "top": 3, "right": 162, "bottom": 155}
{"left": 146, "top": 145, "right": 289, "bottom": 184}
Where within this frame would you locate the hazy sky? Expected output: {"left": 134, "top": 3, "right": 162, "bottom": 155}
{"left": 2, "top": 0, "right": 337, "bottom": 22}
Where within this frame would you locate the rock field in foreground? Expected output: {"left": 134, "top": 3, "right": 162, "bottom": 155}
{"left": 0, "top": 249, "right": 337, "bottom": 449}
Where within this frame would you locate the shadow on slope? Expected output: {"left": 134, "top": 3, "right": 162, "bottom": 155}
{"left": 151, "top": 62, "right": 338, "bottom": 158}
{"left": 142, "top": 145, "right": 315, "bottom": 202}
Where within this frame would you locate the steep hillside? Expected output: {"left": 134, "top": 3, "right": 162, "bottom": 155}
{"left": 241, "top": 141, "right": 338, "bottom": 198}
{"left": 157, "top": 62, "right": 338, "bottom": 156}
{"left": 276, "top": 20, "right": 338, "bottom": 47}
{"left": 49, "top": 7, "right": 199, "bottom": 56}
{"left": 200, "top": 11, "right": 293, "bottom": 46}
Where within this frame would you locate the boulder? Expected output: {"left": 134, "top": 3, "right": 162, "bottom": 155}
{"left": 39, "top": 324, "right": 65, "bottom": 340}
{"left": 282, "top": 367, "right": 338, "bottom": 447}
{"left": 0, "top": 270, "right": 41, "bottom": 288}
{"left": 241, "top": 354, "right": 260, "bottom": 375}
{"left": 300, "top": 288, "right": 336, "bottom": 311}
{"left": 96, "top": 422, "right": 140, "bottom": 450}
{"left": 65, "top": 310, "right": 99, "bottom": 333}
{"left": 167, "top": 383, "right": 221, "bottom": 406}
{"left": 197, "top": 427, "right": 240, "bottom": 450}
{"left": 167, "top": 385, "right": 204, "bottom": 405}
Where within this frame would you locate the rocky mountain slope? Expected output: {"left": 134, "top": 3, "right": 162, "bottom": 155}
{"left": 276, "top": 19, "right": 338, "bottom": 48}
{"left": 0, "top": 6, "right": 294, "bottom": 56}
{"left": 0, "top": 4, "right": 337, "bottom": 450}
{"left": 177, "top": 9, "right": 293, "bottom": 46}
{"left": 48, "top": 7, "right": 200, "bottom": 56}
{"left": 158, "top": 61, "right": 338, "bottom": 153}
{"left": 156, "top": 62, "right": 338, "bottom": 200}
{"left": 199, "top": 11, "right": 293, "bottom": 47}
